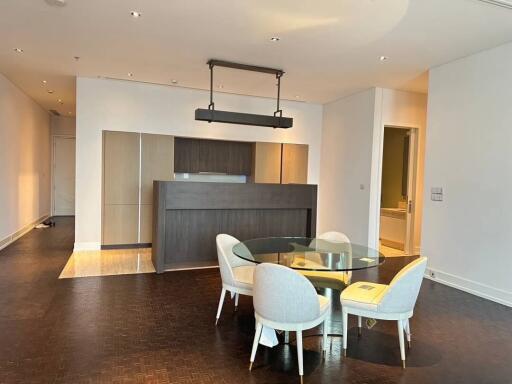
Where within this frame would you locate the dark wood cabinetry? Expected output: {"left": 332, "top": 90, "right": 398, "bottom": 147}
{"left": 174, "top": 137, "right": 252, "bottom": 175}
{"left": 152, "top": 181, "right": 317, "bottom": 272}
{"left": 174, "top": 137, "right": 200, "bottom": 173}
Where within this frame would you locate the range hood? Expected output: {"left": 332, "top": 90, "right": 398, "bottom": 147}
{"left": 195, "top": 59, "right": 293, "bottom": 129}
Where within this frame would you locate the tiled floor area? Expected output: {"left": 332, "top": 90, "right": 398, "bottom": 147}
{"left": 60, "top": 248, "right": 155, "bottom": 278}
{"left": 1, "top": 217, "right": 512, "bottom": 383}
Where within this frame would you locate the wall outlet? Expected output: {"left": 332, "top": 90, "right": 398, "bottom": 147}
{"left": 430, "top": 270, "right": 436, "bottom": 279}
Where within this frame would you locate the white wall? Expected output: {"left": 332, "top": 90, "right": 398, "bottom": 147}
{"left": 318, "top": 89, "right": 376, "bottom": 245}
{"left": 423, "top": 42, "right": 512, "bottom": 306}
{"left": 0, "top": 73, "right": 51, "bottom": 246}
{"left": 319, "top": 88, "right": 427, "bottom": 248}
{"left": 75, "top": 77, "right": 323, "bottom": 250}
{"left": 370, "top": 88, "right": 428, "bottom": 253}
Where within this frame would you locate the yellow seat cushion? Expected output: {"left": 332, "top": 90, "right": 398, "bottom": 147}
{"left": 300, "top": 271, "right": 350, "bottom": 288}
{"left": 340, "top": 282, "right": 388, "bottom": 311}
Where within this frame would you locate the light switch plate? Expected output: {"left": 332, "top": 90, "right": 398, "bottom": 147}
{"left": 431, "top": 187, "right": 443, "bottom": 201}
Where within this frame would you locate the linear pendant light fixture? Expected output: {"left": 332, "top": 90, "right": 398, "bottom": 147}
{"left": 195, "top": 59, "right": 293, "bottom": 129}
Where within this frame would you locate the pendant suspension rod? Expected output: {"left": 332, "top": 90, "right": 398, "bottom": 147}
{"left": 275, "top": 73, "right": 282, "bottom": 117}
{"left": 209, "top": 62, "right": 215, "bottom": 110}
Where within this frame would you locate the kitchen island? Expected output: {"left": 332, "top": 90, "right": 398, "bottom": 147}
{"left": 152, "top": 181, "right": 317, "bottom": 273}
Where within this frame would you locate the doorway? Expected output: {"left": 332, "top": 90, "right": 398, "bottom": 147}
{"left": 378, "top": 126, "right": 418, "bottom": 256}
{"left": 52, "top": 136, "right": 76, "bottom": 216}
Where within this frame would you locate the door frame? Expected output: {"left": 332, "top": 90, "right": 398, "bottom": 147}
{"left": 51, "top": 135, "right": 76, "bottom": 216}
{"left": 368, "top": 124, "right": 419, "bottom": 255}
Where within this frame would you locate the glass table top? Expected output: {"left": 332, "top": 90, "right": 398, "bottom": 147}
{"left": 232, "top": 237, "right": 385, "bottom": 272}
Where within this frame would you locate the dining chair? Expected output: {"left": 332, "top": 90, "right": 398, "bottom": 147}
{"left": 215, "top": 234, "right": 255, "bottom": 325}
{"left": 250, "top": 263, "right": 331, "bottom": 383}
{"left": 340, "top": 257, "right": 427, "bottom": 368}
{"left": 297, "top": 231, "right": 352, "bottom": 290}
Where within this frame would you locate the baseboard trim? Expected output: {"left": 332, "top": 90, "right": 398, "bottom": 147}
{"left": 101, "top": 243, "right": 151, "bottom": 250}
{"left": 425, "top": 267, "right": 512, "bottom": 308}
{"left": 0, "top": 214, "right": 50, "bottom": 252}
{"left": 73, "top": 242, "right": 101, "bottom": 252}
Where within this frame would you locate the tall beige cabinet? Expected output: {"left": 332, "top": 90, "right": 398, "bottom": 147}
{"left": 102, "top": 131, "right": 174, "bottom": 246}
{"left": 140, "top": 134, "right": 174, "bottom": 243}
{"left": 281, "top": 143, "right": 308, "bottom": 184}
{"left": 251, "top": 142, "right": 309, "bottom": 184}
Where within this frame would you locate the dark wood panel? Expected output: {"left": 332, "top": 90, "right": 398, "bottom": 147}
{"left": 174, "top": 137, "right": 200, "bottom": 173}
{"left": 227, "top": 140, "right": 252, "bottom": 175}
{"left": 164, "top": 182, "right": 316, "bottom": 210}
{"left": 152, "top": 181, "right": 317, "bottom": 273}
{"left": 198, "top": 139, "right": 226, "bottom": 173}
{"left": 164, "top": 209, "right": 308, "bottom": 265}
{"left": 174, "top": 137, "right": 252, "bottom": 175}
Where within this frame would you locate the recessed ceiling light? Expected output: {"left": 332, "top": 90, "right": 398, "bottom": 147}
{"left": 68, "top": 111, "right": 72, "bottom": 115}
{"left": 295, "top": 95, "right": 300, "bottom": 99}
{"left": 47, "top": 90, "right": 54, "bottom": 94}
{"left": 58, "top": 99, "right": 63, "bottom": 104}
{"left": 42, "top": 80, "right": 47, "bottom": 84}
{"left": 379, "top": 56, "right": 389, "bottom": 62}
{"left": 128, "top": 72, "right": 133, "bottom": 77}
{"left": 218, "top": 84, "right": 224, "bottom": 89}
{"left": 74, "top": 56, "right": 80, "bottom": 61}
{"left": 130, "top": 11, "right": 141, "bottom": 18}
{"left": 171, "top": 79, "right": 178, "bottom": 84}
{"left": 13, "top": 48, "right": 23, "bottom": 53}
{"left": 270, "top": 37, "right": 280, "bottom": 42}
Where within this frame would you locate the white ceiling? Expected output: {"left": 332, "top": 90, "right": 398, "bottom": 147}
{"left": 1, "top": 0, "right": 512, "bottom": 116}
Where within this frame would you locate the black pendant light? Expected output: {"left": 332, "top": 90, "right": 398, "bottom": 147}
{"left": 195, "top": 59, "right": 293, "bottom": 129}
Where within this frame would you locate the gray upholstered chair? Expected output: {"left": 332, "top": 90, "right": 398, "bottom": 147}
{"left": 294, "top": 231, "right": 352, "bottom": 289}
{"left": 340, "top": 257, "right": 427, "bottom": 368}
{"left": 249, "top": 263, "right": 331, "bottom": 383}
{"left": 215, "top": 234, "right": 255, "bottom": 325}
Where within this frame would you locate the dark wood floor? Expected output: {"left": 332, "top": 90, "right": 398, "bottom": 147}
{"left": 0, "top": 217, "right": 511, "bottom": 383}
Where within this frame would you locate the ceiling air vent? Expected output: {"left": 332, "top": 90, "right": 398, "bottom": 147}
{"left": 476, "top": 0, "right": 512, "bottom": 9}
{"left": 49, "top": 109, "right": 61, "bottom": 116}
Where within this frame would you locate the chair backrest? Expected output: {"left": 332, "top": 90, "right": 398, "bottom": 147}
{"left": 306, "top": 231, "right": 352, "bottom": 268}
{"left": 318, "top": 231, "right": 350, "bottom": 244}
{"left": 216, "top": 234, "right": 252, "bottom": 287}
{"left": 379, "top": 257, "right": 428, "bottom": 313}
{"left": 253, "top": 263, "right": 321, "bottom": 324}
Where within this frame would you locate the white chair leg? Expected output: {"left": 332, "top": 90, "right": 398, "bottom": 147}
{"left": 405, "top": 318, "right": 411, "bottom": 348}
{"left": 284, "top": 331, "right": 290, "bottom": 344}
{"left": 296, "top": 330, "right": 304, "bottom": 382}
{"left": 322, "top": 321, "right": 328, "bottom": 357}
{"left": 397, "top": 319, "right": 406, "bottom": 368}
{"left": 249, "top": 322, "right": 263, "bottom": 371}
{"left": 215, "top": 288, "right": 226, "bottom": 325}
{"left": 342, "top": 310, "right": 348, "bottom": 357}
{"left": 234, "top": 293, "right": 239, "bottom": 311}
{"left": 357, "top": 316, "right": 362, "bottom": 336}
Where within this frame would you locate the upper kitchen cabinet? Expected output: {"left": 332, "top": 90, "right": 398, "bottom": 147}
{"left": 251, "top": 142, "right": 282, "bottom": 183}
{"left": 174, "top": 137, "right": 201, "bottom": 173}
{"left": 281, "top": 143, "right": 308, "bottom": 184}
{"left": 174, "top": 137, "right": 252, "bottom": 175}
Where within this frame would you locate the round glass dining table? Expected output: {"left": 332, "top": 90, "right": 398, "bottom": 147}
{"left": 232, "top": 236, "right": 385, "bottom": 274}
{"left": 232, "top": 236, "right": 385, "bottom": 342}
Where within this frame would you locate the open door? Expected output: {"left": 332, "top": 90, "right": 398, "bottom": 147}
{"left": 379, "top": 126, "right": 418, "bottom": 256}
{"left": 404, "top": 129, "right": 418, "bottom": 255}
